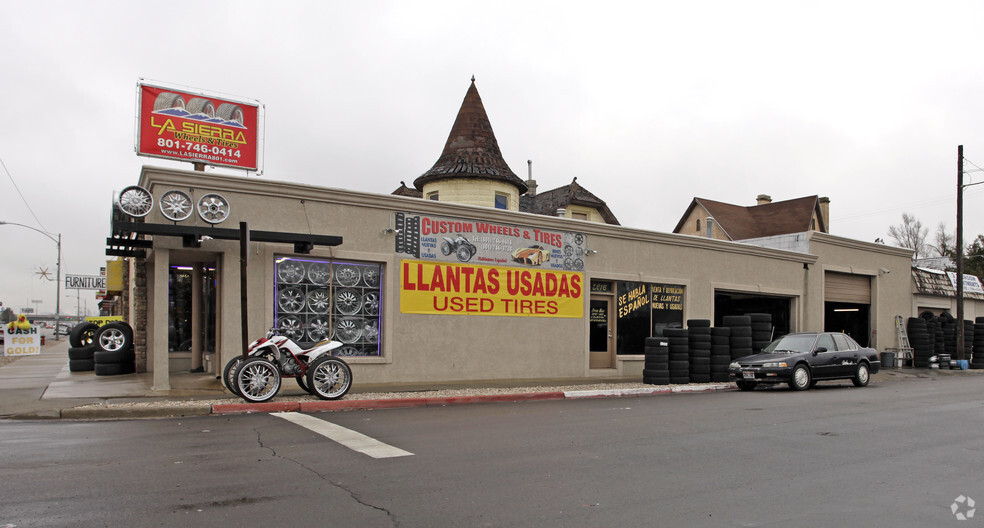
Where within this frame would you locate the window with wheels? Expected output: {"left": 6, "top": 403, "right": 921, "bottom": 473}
{"left": 273, "top": 257, "right": 382, "bottom": 357}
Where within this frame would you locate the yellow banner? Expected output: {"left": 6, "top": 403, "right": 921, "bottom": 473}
{"left": 85, "top": 316, "right": 123, "bottom": 327}
{"left": 401, "top": 260, "right": 584, "bottom": 318}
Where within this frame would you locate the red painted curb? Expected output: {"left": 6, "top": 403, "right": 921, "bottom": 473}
{"left": 425, "top": 392, "right": 565, "bottom": 406}
{"left": 300, "top": 398, "right": 429, "bottom": 412}
{"left": 212, "top": 401, "right": 301, "bottom": 414}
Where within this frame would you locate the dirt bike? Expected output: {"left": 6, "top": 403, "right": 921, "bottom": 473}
{"left": 440, "top": 234, "right": 477, "bottom": 262}
{"left": 222, "top": 328, "right": 352, "bottom": 403}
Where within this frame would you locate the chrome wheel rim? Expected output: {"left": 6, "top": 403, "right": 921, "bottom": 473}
{"left": 99, "top": 328, "right": 126, "bottom": 352}
{"left": 858, "top": 365, "right": 869, "bottom": 384}
{"left": 313, "top": 360, "right": 351, "bottom": 398}
{"left": 118, "top": 186, "right": 153, "bottom": 218}
{"left": 238, "top": 361, "right": 279, "bottom": 401}
{"left": 159, "top": 190, "right": 193, "bottom": 221}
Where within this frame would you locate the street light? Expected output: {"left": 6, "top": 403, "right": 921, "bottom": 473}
{"left": 0, "top": 221, "right": 61, "bottom": 341}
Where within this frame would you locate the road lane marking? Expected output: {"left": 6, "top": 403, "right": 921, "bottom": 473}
{"left": 271, "top": 412, "right": 413, "bottom": 458}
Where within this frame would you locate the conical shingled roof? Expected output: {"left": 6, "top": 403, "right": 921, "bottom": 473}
{"left": 414, "top": 78, "right": 528, "bottom": 194}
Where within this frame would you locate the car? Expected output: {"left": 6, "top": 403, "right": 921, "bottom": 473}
{"left": 729, "top": 332, "right": 880, "bottom": 391}
{"left": 511, "top": 245, "right": 549, "bottom": 266}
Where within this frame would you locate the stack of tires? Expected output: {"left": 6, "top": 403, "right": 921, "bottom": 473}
{"left": 973, "top": 317, "right": 984, "bottom": 369}
{"left": 710, "top": 327, "right": 731, "bottom": 382}
{"left": 962, "top": 320, "right": 975, "bottom": 363}
{"left": 67, "top": 323, "right": 99, "bottom": 372}
{"left": 92, "top": 322, "right": 135, "bottom": 376}
{"left": 941, "top": 313, "right": 957, "bottom": 359}
{"left": 748, "top": 313, "right": 773, "bottom": 352}
{"left": 723, "top": 315, "right": 753, "bottom": 360}
{"left": 642, "top": 337, "right": 670, "bottom": 385}
{"left": 664, "top": 328, "right": 690, "bottom": 384}
{"left": 907, "top": 317, "right": 932, "bottom": 368}
{"left": 687, "top": 320, "right": 712, "bottom": 384}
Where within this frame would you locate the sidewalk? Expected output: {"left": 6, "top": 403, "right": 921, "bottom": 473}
{"left": 0, "top": 338, "right": 972, "bottom": 420}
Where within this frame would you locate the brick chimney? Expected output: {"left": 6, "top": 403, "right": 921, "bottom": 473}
{"left": 756, "top": 194, "right": 772, "bottom": 205}
{"left": 819, "top": 196, "right": 830, "bottom": 232}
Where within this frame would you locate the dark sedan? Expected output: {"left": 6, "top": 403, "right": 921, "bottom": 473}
{"left": 729, "top": 332, "right": 880, "bottom": 391}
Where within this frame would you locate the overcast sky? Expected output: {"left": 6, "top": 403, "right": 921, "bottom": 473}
{"left": 2, "top": 0, "right": 984, "bottom": 316}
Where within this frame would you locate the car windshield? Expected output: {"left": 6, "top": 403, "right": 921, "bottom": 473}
{"left": 762, "top": 334, "right": 818, "bottom": 354}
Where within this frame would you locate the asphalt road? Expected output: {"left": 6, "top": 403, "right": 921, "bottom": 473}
{"left": 3, "top": 375, "right": 984, "bottom": 527}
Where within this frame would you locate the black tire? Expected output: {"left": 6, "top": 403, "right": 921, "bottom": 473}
{"left": 153, "top": 92, "right": 185, "bottom": 111}
{"left": 69, "top": 359, "right": 94, "bottom": 372}
{"left": 215, "top": 103, "right": 244, "bottom": 124}
{"left": 306, "top": 356, "right": 352, "bottom": 400}
{"left": 723, "top": 315, "right": 752, "bottom": 326}
{"left": 642, "top": 368, "right": 670, "bottom": 378}
{"left": 94, "top": 349, "right": 126, "bottom": 364}
{"left": 736, "top": 380, "right": 757, "bottom": 391}
{"left": 455, "top": 245, "right": 472, "bottom": 262}
{"left": 68, "top": 345, "right": 95, "bottom": 360}
{"left": 441, "top": 241, "right": 452, "bottom": 255}
{"left": 235, "top": 357, "right": 282, "bottom": 403}
{"left": 852, "top": 362, "right": 870, "bottom": 387}
{"left": 94, "top": 322, "right": 133, "bottom": 353}
{"left": 94, "top": 362, "right": 125, "bottom": 376}
{"left": 69, "top": 322, "right": 99, "bottom": 348}
{"left": 643, "top": 376, "right": 670, "bottom": 385}
{"left": 222, "top": 356, "right": 244, "bottom": 396}
{"left": 788, "top": 364, "right": 812, "bottom": 391}
{"left": 729, "top": 326, "right": 753, "bottom": 338}
{"left": 185, "top": 97, "right": 215, "bottom": 117}
{"left": 296, "top": 375, "right": 314, "bottom": 394}
{"left": 687, "top": 319, "right": 711, "bottom": 328}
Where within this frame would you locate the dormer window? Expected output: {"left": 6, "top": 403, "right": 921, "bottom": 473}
{"left": 494, "top": 192, "right": 508, "bottom": 209}
{"left": 427, "top": 191, "right": 439, "bottom": 201}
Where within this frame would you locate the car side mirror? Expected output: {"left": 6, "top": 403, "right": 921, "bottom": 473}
{"left": 813, "top": 347, "right": 827, "bottom": 355}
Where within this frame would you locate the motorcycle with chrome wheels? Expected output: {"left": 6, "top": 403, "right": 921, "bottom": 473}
{"left": 222, "top": 328, "right": 353, "bottom": 403}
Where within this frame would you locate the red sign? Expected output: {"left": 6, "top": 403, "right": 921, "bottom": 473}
{"left": 136, "top": 83, "right": 260, "bottom": 171}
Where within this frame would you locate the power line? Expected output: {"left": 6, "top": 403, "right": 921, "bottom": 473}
{"left": 0, "top": 157, "right": 48, "bottom": 232}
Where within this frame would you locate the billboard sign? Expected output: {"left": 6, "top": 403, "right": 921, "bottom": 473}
{"left": 135, "top": 82, "right": 261, "bottom": 171}
{"left": 393, "top": 212, "right": 588, "bottom": 272}
{"left": 400, "top": 260, "right": 584, "bottom": 318}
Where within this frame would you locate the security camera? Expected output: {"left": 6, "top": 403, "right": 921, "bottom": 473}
{"left": 879, "top": 267, "right": 890, "bottom": 274}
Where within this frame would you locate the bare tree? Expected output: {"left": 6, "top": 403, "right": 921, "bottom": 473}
{"left": 931, "top": 222, "right": 955, "bottom": 258}
{"left": 888, "top": 212, "right": 928, "bottom": 259}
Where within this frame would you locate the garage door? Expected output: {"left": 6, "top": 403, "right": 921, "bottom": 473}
{"left": 824, "top": 272, "right": 870, "bottom": 304}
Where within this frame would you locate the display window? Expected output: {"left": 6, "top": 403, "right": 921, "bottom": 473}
{"left": 273, "top": 257, "right": 382, "bottom": 356}
{"left": 608, "top": 281, "right": 684, "bottom": 355}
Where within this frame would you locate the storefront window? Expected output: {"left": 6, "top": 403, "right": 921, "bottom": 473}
{"left": 274, "top": 257, "right": 382, "bottom": 357}
{"left": 605, "top": 281, "right": 684, "bottom": 355}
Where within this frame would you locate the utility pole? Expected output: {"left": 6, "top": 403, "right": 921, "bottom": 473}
{"left": 958, "top": 145, "right": 965, "bottom": 360}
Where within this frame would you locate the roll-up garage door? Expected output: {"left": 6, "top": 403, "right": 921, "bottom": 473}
{"left": 824, "top": 272, "right": 870, "bottom": 304}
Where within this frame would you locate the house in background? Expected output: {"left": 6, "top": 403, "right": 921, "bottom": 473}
{"left": 673, "top": 194, "right": 829, "bottom": 241}
{"left": 393, "top": 78, "right": 618, "bottom": 226}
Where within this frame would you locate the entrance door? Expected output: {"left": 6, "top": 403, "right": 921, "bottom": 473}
{"left": 589, "top": 295, "right": 615, "bottom": 369}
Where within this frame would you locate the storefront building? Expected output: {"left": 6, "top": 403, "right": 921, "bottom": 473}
{"left": 109, "top": 165, "right": 917, "bottom": 391}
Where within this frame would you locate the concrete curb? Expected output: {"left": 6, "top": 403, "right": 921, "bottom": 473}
{"left": 49, "top": 383, "right": 737, "bottom": 420}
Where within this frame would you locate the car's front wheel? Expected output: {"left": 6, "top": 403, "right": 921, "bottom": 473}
{"left": 789, "top": 364, "right": 812, "bottom": 391}
{"left": 736, "top": 380, "right": 757, "bottom": 391}
{"left": 852, "top": 362, "right": 870, "bottom": 387}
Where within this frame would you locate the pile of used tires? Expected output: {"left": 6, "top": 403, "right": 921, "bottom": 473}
{"left": 66, "top": 321, "right": 135, "bottom": 376}
{"left": 912, "top": 311, "right": 981, "bottom": 369}
{"left": 643, "top": 314, "right": 774, "bottom": 386}
{"left": 973, "top": 317, "right": 984, "bottom": 369}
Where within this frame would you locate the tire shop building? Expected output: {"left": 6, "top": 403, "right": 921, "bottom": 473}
{"left": 109, "top": 80, "right": 933, "bottom": 391}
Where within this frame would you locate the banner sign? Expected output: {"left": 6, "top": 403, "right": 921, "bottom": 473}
{"left": 65, "top": 274, "right": 106, "bottom": 290}
{"left": 401, "top": 260, "right": 584, "bottom": 318}
{"left": 947, "top": 272, "right": 984, "bottom": 295}
{"left": 85, "top": 316, "right": 123, "bottom": 327}
{"left": 136, "top": 82, "right": 260, "bottom": 171}
{"left": 2, "top": 326, "right": 40, "bottom": 356}
{"left": 393, "top": 212, "right": 588, "bottom": 272}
